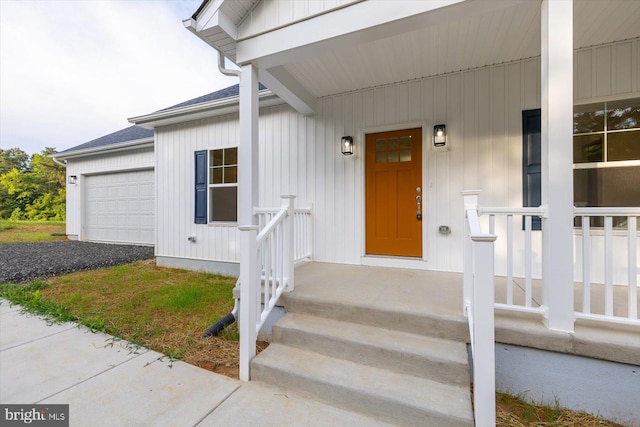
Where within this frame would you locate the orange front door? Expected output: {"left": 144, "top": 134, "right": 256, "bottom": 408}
{"left": 365, "top": 128, "right": 422, "bottom": 257}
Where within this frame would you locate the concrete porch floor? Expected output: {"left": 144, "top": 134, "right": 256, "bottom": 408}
{"left": 291, "top": 261, "right": 640, "bottom": 366}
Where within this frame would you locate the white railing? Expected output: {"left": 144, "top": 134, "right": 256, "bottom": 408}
{"left": 239, "top": 195, "right": 296, "bottom": 381}
{"left": 574, "top": 207, "right": 639, "bottom": 325}
{"left": 462, "top": 191, "right": 496, "bottom": 427}
{"left": 479, "top": 206, "right": 546, "bottom": 315}
{"left": 255, "top": 203, "right": 313, "bottom": 262}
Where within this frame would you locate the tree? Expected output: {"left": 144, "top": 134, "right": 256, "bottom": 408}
{"left": 0, "top": 147, "right": 66, "bottom": 220}
{"left": 0, "top": 148, "right": 29, "bottom": 174}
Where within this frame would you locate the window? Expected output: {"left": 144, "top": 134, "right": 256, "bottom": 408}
{"left": 194, "top": 147, "right": 238, "bottom": 224}
{"left": 522, "top": 99, "right": 639, "bottom": 229}
{"left": 573, "top": 98, "right": 640, "bottom": 227}
{"left": 209, "top": 147, "right": 238, "bottom": 222}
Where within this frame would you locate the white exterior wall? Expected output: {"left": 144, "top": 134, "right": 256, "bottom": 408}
{"left": 156, "top": 38, "right": 639, "bottom": 279}
{"left": 65, "top": 147, "right": 154, "bottom": 240}
{"left": 238, "top": 0, "right": 359, "bottom": 40}
{"left": 155, "top": 116, "right": 240, "bottom": 264}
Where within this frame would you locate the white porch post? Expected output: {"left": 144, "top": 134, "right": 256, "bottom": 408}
{"left": 541, "top": 0, "right": 575, "bottom": 332}
{"left": 238, "top": 63, "right": 260, "bottom": 381}
{"left": 239, "top": 63, "right": 259, "bottom": 226}
{"left": 462, "top": 190, "right": 481, "bottom": 313}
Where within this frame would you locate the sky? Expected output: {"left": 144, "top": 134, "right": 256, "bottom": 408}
{"left": 0, "top": 0, "right": 239, "bottom": 155}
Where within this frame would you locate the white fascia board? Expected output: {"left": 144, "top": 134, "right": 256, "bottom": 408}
{"left": 199, "top": 8, "right": 237, "bottom": 39}
{"left": 236, "top": 0, "right": 531, "bottom": 68}
{"left": 184, "top": 0, "right": 238, "bottom": 57}
{"left": 128, "top": 90, "right": 283, "bottom": 129}
{"left": 53, "top": 138, "right": 154, "bottom": 161}
{"left": 259, "top": 67, "right": 316, "bottom": 116}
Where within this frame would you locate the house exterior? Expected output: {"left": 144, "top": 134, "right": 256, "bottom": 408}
{"left": 55, "top": 0, "right": 639, "bottom": 424}
{"left": 123, "top": 1, "right": 639, "bottom": 286}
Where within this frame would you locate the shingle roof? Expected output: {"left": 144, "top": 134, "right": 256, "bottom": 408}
{"left": 59, "top": 83, "right": 267, "bottom": 156}
{"left": 57, "top": 125, "right": 153, "bottom": 155}
{"left": 156, "top": 83, "right": 266, "bottom": 112}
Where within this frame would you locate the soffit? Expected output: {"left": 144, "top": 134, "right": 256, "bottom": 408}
{"left": 278, "top": 0, "right": 640, "bottom": 99}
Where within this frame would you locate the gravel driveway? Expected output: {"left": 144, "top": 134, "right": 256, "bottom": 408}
{"left": 0, "top": 241, "right": 154, "bottom": 284}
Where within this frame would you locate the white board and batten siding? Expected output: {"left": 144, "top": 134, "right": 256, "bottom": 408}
{"left": 156, "top": 38, "right": 639, "bottom": 279}
{"left": 238, "top": 0, "right": 359, "bottom": 40}
{"left": 65, "top": 147, "right": 154, "bottom": 245}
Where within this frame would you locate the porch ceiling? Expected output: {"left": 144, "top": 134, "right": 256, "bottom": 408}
{"left": 281, "top": 0, "right": 640, "bottom": 99}
{"left": 190, "top": 0, "right": 640, "bottom": 112}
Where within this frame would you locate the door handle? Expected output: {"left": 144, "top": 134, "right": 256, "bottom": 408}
{"left": 416, "top": 192, "right": 422, "bottom": 221}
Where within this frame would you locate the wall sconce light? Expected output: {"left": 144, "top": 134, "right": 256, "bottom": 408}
{"left": 341, "top": 136, "right": 354, "bottom": 155}
{"left": 433, "top": 124, "right": 447, "bottom": 147}
{"left": 68, "top": 175, "right": 77, "bottom": 184}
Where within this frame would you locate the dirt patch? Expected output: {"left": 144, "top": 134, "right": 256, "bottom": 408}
{"left": 188, "top": 340, "right": 270, "bottom": 379}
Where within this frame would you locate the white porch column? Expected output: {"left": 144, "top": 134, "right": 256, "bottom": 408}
{"left": 239, "top": 63, "right": 259, "bottom": 226}
{"left": 541, "top": 0, "right": 574, "bottom": 332}
{"left": 238, "top": 63, "right": 259, "bottom": 381}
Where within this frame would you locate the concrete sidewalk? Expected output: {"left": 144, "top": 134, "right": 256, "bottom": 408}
{"left": 0, "top": 300, "right": 392, "bottom": 427}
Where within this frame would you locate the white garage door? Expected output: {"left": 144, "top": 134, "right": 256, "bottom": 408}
{"left": 84, "top": 170, "right": 154, "bottom": 245}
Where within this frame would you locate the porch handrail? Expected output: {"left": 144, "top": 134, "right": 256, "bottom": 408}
{"left": 462, "top": 191, "right": 497, "bottom": 427}
{"left": 479, "top": 206, "right": 546, "bottom": 311}
{"left": 239, "top": 195, "right": 296, "bottom": 381}
{"left": 574, "top": 207, "right": 639, "bottom": 325}
{"left": 255, "top": 204, "right": 313, "bottom": 262}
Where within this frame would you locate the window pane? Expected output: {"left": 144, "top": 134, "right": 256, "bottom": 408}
{"left": 375, "top": 139, "right": 386, "bottom": 150}
{"left": 225, "top": 166, "right": 237, "bottom": 183}
{"left": 607, "top": 98, "right": 640, "bottom": 131}
{"left": 211, "top": 150, "right": 223, "bottom": 166}
{"left": 224, "top": 147, "right": 238, "bottom": 165}
{"left": 574, "top": 166, "right": 640, "bottom": 207}
{"left": 210, "top": 167, "right": 223, "bottom": 184}
{"left": 400, "top": 136, "right": 411, "bottom": 149}
{"left": 210, "top": 186, "right": 237, "bottom": 222}
{"left": 388, "top": 138, "right": 398, "bottom": 149}
{"left": 400, "top": 149, "right": 411, "bottom": 162}
{"left": 607, "top": 130, "right": 640, "bottom": 161}
{"left": 574, "top": 103, "right": 604, "bottom": 134}
{"left": 573, "top": 134, "right": 603, "bottom": 163}
{"left": 388, "top": 150, "right": 399, "bottom": 162}
{"left": 376, "top": 151, "right": 387, "bottom": 163}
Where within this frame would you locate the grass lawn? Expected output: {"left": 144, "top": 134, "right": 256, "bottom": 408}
{"left": 496, "top": 392, "right": 625, "bottom": 426}
{"left": 0, "top": 220, "right": 66, "bottom": 243}
{"left": 0, "top": 259, "right": 627, "bottom": 425}
{"left": 0, "top": 260, "right": 244, "bottom": 378}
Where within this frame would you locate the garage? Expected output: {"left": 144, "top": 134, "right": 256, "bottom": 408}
{"left": 84, "top": 169, "right": 154, "bottom": 245}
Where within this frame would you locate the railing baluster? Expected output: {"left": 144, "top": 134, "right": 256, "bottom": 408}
{"left": 582, "top": 216, "right": 591, "bottom": 314}
{"left": 628, "top": 216, "right": 637, "bottom": 320}
{"left": 604, "top": 216, "right": 614, "bottom": 317}
{"left": 525, "top": 215, "right": 532, "bottom": 307}
{"left": 507, "top": 215, "right": 513, "bottom": 305}
{"left": 489, "top": 215, "right": 495, "bottom": 234}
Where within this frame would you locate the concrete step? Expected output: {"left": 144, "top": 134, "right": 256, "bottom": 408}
{"left": 252, "top": 343, "right": 473, "bottom": 427}
{"left": 280, "top": 292, "right": 469, "bottom": 342}
{"left": 272, "top": 313, "right": 470, "bottom": 386}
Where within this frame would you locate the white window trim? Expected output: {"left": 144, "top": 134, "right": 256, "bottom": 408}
{"left": 207, "top": 147, "right": 238, "bottom": 224}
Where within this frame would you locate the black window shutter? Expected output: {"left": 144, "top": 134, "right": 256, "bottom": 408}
{"left": 194, "top": 150, "right": 207, "bottom": 224}
{"left": 522, "top": 109, "right": 542, "bottom": 230}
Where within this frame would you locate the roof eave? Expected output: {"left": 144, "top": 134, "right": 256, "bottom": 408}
{"left": 129, "top": 90, "right": 282, "bottom": 129}
{"left": 52, "top": 138, "right": 155, "bottom": 161}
